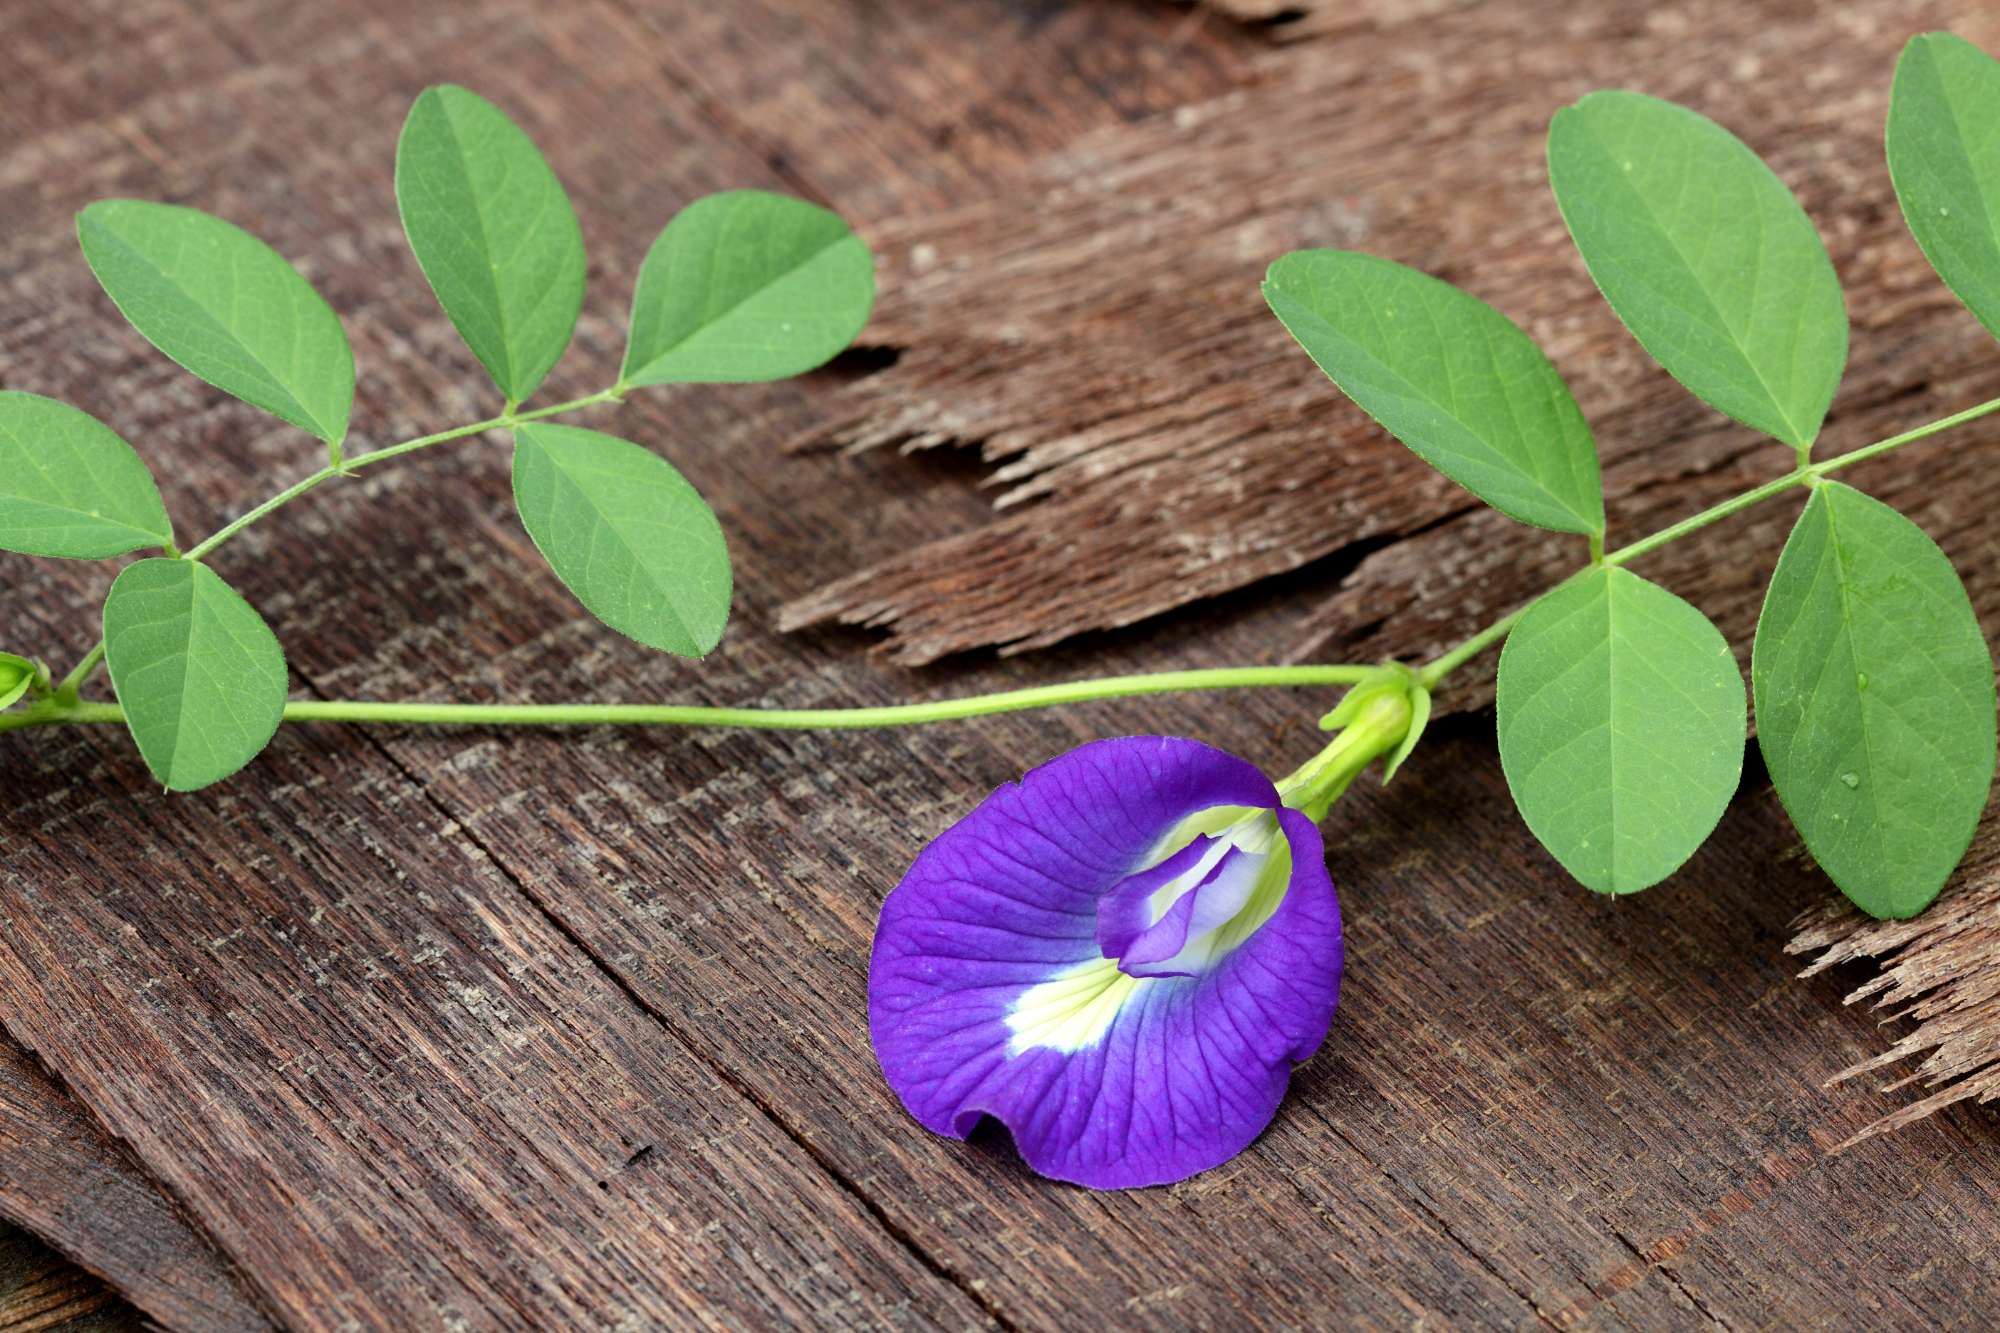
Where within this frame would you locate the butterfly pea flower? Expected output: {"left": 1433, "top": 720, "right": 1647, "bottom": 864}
{"left": 869, "top": 671, "right": 1422, "bottom": 1189}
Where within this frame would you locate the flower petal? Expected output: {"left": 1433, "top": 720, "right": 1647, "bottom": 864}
{"left": 1115, "top": 841, "right": 1268, "bottom": 979}
{"left": 1094, "top": 833, "right": 1224, "bottom": 962}
{"left": 869, "top": 736, "right": 1343, "bottom": 1189}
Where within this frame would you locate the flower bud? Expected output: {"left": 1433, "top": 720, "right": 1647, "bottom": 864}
{"left": 0, "top": 652, "right": 40, "bottom": 711}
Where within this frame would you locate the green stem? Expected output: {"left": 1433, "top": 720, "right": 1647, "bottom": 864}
{"left": 20, "top": 393, "right": 2000, "bottom": 748}
{"left": 53, "top": 388, "right": 622, "bottom": 695}
{"left": 0, "top": 666, "right": 1382, "bottom": 735}
{"left": 52, "top": 642, "right": 107, "bottom": 705}
{"left": 1415, "top": 394, "right": 2000, "bottom": 688}
{"left": 186, "top": 389, "right": 619, "bottom": 563}
{"left": 1599, "top": 469, "right": 1808, "bottom": 570}
{"left": 1416, "top": 608, "right": 1530, "bottom": 692}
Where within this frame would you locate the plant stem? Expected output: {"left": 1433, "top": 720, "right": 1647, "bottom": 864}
{"left": 1415, "top": 608, "right": 1530, "bottom": 691}
{"left": 1413, "top": 394, "right": 2000, "bottom": 687}
{"left": 53, "top": 388, "right": 622, "bottom": 695}
{"left": 0, "top": 666, "right": 1382, "bottom": 735}
{"left": 20, "top": 393, "right": 2000, "bottom": 746}
{"left": 52, "top": 642, "right": 107, "bottom": 705}
{"left": 186, "top": 389, "right": 619, "bottom": 562}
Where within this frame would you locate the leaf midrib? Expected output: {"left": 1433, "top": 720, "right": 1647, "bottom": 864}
{"left": 1811, "top": 487, "right": 1894, "bottom": 898}
{"left": 1269, "top": 286, "right": 1600, "bottom": 532}
{"left": 1563, "top": 108, "right": 1808, "bottom": 444}
{"left": 87, "top": 211, "right": 335, "bottom": 440}
{"left": 422, "top": 92, "right": 519, "bottom": 391}
{"left": 627, "top": 216, "right": 855, "bottom": 377}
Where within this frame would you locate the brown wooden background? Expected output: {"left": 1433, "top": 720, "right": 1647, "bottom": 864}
{"left": 4, "top": 0, "right": 2000, "bottom": 1327}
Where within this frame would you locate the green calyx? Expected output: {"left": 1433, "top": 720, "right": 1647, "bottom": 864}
{"left": 1278, "top": 665, "right": 1430, "bottom": 822}
{"left": 0, "top": 653, "right": 48, "bottom": 711}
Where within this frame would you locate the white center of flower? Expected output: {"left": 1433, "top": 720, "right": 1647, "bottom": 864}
{"left": 1005, "top": 958, "right": 1139, "bottom": 1054}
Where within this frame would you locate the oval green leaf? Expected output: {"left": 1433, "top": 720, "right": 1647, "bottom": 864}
{"left": 0, "top": 391, "right": 173, "bottom": 558}
{"left": 1498, "top": 565, "right": 1747, "bottom": 895}
{"left": 1888, "top": 33, "right": 2000, "bottom": 341}
{"left": 511, "top": 423, "right": 732, "bottom": 657}
{"left": 78, "top": 201, "right": 354, "bottom": 444}
{"left": 395, "top": 85, "right": 586, "bottom": 404}
{"left": 0, "top": 653, "right": 37, "bottom": 710}
{"left": 1264, "top": 250, "right": 1604, "bottom": 536}
{"left": 103, "top": 558, "right": 288, "bottom": 792}
{"left": 1752, "top": 482, "right": 1996, "bottom": 919}
{"left": 1548, "top": 91, "right": 1848, "bottom": 449}
{"left": 620, "top": 190, "right": 875, "bottom": 386}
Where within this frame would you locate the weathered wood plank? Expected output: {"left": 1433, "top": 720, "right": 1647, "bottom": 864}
{"left": 608, "top": 0, "right": 1255, "bottom": 214}
{"left": 187, "top": 0, "right": 2000, "bottom": 1325}
{"left": 0, "top": 1039, "right": 269, "bottom": 1332}
{"left": 780, "top": 0, "right": 2000, "bottom": 675}
{"left": 0, "top": 1, "right": 1075, "bottom": 1326}
{"left": 0, "top": 1226, "right": 139, "bottom": 1333}
{"left": 758, "top": 0, "right": 2000, "bottom": 1147}
{"left": 3, "top": 0, "right": 2000, "bottom": 1329}
{"left": 0, "top": 724, "right": 993, "bottom": 1329}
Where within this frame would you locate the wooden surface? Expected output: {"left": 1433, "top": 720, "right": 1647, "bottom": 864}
{"left": 3, "top": 0, "right": 2000, "bottom": 1327}
{"left": 0, "top": 1226, "right": 139, "bottom": 1333}
{"left": 0, "top": 1037, "right": 267, "bottom": 1329}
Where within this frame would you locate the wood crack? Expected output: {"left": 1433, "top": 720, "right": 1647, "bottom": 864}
{"left": 1609, "top": 1224, "right": 1731, "bottom": 1330}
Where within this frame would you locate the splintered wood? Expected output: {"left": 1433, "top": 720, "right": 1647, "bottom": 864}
{"left": 1792, "top": 866, "right": 2000, "bottom": 1145}
{"left": 9, "top": 2, "right": 2000, "bottom": 1328}
{"left": 781, "top": 0, "right": 2000, "bottom": 1136}
{"left": 780, "top": 3, "right": 2000, "bottom": 675}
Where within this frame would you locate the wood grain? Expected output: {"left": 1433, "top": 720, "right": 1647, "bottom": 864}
{"left": 781, "top": 0, "right": 2000, "bottom": 673}
{"left": 2, "top": 0, "right": 2000, "bottom": 1327}
{"left": 0, "top": 1039, "right": 268, "bottom": 1332}
{"left": 0, "top": 1226, "right": 138, "bottom": 1333}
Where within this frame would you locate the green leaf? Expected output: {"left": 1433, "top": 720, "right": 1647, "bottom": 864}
{"left": 1888, "top": 33, "right": 2000, "bottom": 341}
{"left": 1497, "top": 566, "right": 1747, "bottom": 894}
{"left": 395, "top": 85, "right": 586, "bottom": 404}
{"left": 1752, "top": 482, "right": 1996, "bottom": 918}
{"left": 1547, "top": 91, "right": 1848, "bottom": 449}
{"left": 620, "top": 190, "right": 875, "bottom": 386}
{"left": 1264, "top": 250, "right": 1604, "bottom": 535}
{"left": 102, "top": 558, "right": 287, "bottom": 792}
{"left": 511, "top": 423, "right": 732, "bottom": 656}
{"left": 0, "top": 392, "right": 173, "bottom": 558}
{"left": 77, "top": 201, "right": 354, "bottom": 444}
{"left": 0, "top": 653, "right": 37, "bottom": 710}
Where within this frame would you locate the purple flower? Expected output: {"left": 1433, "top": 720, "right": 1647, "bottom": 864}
{"left": 868, "top": 735, "right": 1343, "bottom": 1189}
